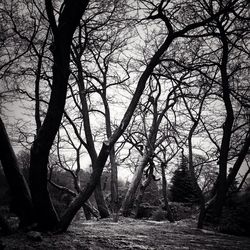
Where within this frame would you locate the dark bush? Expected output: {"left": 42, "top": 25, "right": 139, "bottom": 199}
{"left": 136, "top": 204, "right": 158, "bottom": 219}
{"left": 151, "top": 208, "right": 168, "bottom": 221}
{"left": 218, "top": 191, "right": 250, "bottom": 237}
{"left": 169, "top": 202, "right": 197, "bottom": 221}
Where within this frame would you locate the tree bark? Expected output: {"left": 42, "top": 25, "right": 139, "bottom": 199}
{"left": 203, "top": 21, "right": 234, "bottom": 224}
{"left": 134, "top": 163, "right": 154, "bottom": 218}
{"left": 56, "top": 142, "right": 110, "bottom": 232}
{"left": 187, "top": 122, "right": 206, "bottom": 228}
{"left": 160, "top": 163, "right": 175, "bottom": 222}
{"left": 29, "top": 0, "right": 90, "bottom": 231}
{"left": 121, "top": 154, "right": 149, "bottom": 217}
{"left": 0, "top": 117, "right": 35, "bottom": 228}
{"left": 237, "top": 167, "right": 250, "bottom": 192}
{"left": 56, "top": 33, "right": 176, "bottom": 233}
{"left": 103, "top": 94, "right": 119, "bottom": 220}
{"left": 77, "top": 68, "right": 110, "bottom": 218}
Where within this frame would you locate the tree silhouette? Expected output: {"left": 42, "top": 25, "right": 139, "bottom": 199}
{"left": 171, "top": 155, "right": 200, "bottom": 203}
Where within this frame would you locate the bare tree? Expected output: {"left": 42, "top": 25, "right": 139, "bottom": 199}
{"left": 29, "top": 0, "right": 90, "bottom": 231}
{"left": 0, "top": 117, "right": 35, "bottom": 228}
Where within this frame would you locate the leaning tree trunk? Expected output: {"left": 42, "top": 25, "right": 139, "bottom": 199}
{"left": 29, "top": 0, "right": 90, "bottom": 231}
{"left": 134, "top": 164, "right": 154, "bottom": 219}
{"left": 121, "top": 154, "right": 150, "bottom": 217}
{"left": 56, "top": 34, "right": 175, "bottom": 233}
{"left": 77, "top": 57, "right": 110, "bottom": 218}
{"left": 0, "top": 117, "right": 35, "bottom": 228}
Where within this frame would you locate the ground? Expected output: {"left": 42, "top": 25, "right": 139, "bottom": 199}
{"left": 1, "top": 217, "right": 250, "bottom": 249}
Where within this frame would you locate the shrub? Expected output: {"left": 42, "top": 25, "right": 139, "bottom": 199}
{"left": 151, "top": 208, "right": 168, "bottom": 221}
{"left": 219, "top": 191, "right": 250, "bottom": 237}
{"left": 169, "top": 202, "right": 197, "bottom": 221}
{"left": 170, "top": 156, "right": 200, "bottom": 203}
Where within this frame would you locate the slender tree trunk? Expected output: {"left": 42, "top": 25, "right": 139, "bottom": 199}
{"left": 226, "top": 133, "right": 250, "bottom": 190}
{"left": 0, "top": 118, "right": 35, "bottom": 228}
{"left": 77, "top": 58, "right": 110, "bottom": 218}
{"left": 122, "top": 154, "right": 149, "bottom": 216}
{"left": 57, "top": 34, "right": 175, "bottom": 232}
{"left": 237, "top": 168, "right": 250, "bottom": 192}
{"left": 110, "top": 148, "right": 119, "bottom": 221}
{"left": 34, "top": 55, "right": 42, "bottom": 134}
{"left": 57, "top": 142, "right": 111, "bottom": 232}
{"left": 198, "top": 134, "right": 250, "bottom": 228}
{"left": 160, "top": 163, "right": 174, "bottom": 222}
{"left": 29, "top": 0, "right": 90, "bottom": 231}
{"left": 103, "top": 95, "right": 119, "bottom": 220}
{"left": 187, "top": 122, "right": 206, "bottom": 228}
{"left": 82, "top": 205, "right": 91, "bottom": 220}
{"left": 134, "top": 164, "right": 153, "bottom": 218}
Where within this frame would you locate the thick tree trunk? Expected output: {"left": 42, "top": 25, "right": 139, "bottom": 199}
{"left": 29, "top": 0, "right": 90, "bottom": 231}
{"left": 94, "top": 182, "right": 109, "bottom": 218}
{"left": 0, "top": 117, "right": 35, "bottom": 228}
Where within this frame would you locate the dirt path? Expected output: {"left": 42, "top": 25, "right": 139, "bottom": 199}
{"left": 1, "top": 218, "right": 250, "bottom": 249}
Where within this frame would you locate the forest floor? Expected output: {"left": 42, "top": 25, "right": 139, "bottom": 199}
{"left": 1, "top": 216, "right": 250, "bottom": 250}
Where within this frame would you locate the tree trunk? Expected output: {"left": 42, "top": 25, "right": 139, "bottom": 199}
{"left": 94, "top": 182, "right": 109, "bottom": 218}
{"left": 82, "top": 205, "right": 91, "bottom": 220}
{"left": 134, "top": 164, "right": 153, "bottom": 218}
{"left": 57, "top": 34, "right": 175, "bottom": 232}
{"left": 203, "top": 23, "right": 234, "bottom": 224}
{"left": 102, "top": 90, "right": 119, "bottom": 220}
{"left": 0, "top": 117, "right": 35, "bottom": 228}
{"left": 29, "top": 0, "right": 90, "bottom": 231}
{"left": 237, "top": 167, "right": 250, "bottom": 192}
{"left": 160, "top": 163, "right": 175, "bottom": 222}
{"left": 198, "top": 134, "right": 250, "bottom": 228}
{"left": 77, "top": 58, "right": 110, "bottom": 218}
{"left": 122, "top": 154, "right": 149, "bottom": 217}
{"left": 56, "top": 142, "right": 110, "bottom": 232}
{"left": 110, "top": 148, "right": 119, "bottom": 221}
{"left": 187, "top": 122, "right": 206, "bottom": 228}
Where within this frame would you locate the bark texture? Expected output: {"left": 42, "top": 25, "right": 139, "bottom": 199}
{"left": 0, "top": 117, "right": 35, "bottom": 227}
{"left": 29, "top": 0, "right": 90, "bottom": 230}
